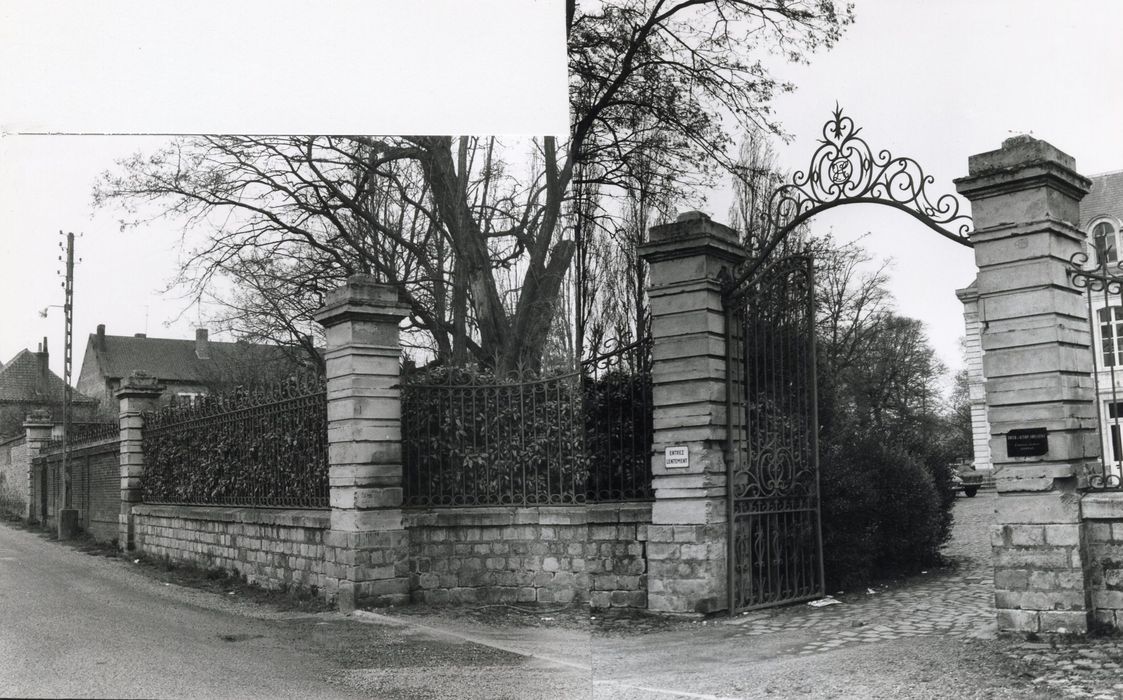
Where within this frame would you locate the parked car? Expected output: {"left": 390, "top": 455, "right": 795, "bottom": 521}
{"left": 950, "top": 464, "right": 983, "bottom": 497}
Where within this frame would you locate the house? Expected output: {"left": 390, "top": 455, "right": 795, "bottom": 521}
{"left": 959, "top": 169, "right": 1123, "bottom": 473}
{"left": 76, "top": 325, "right": 318, "bottom": 411}
{"left": 0, "top": 339, "right": 100, "bottom": 439}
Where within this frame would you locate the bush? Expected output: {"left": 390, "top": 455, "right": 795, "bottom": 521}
{"left": 820, "top": 433, "right": 949, "bottom": 591}
{"left": 583, "top": 369, "right": 653, "bottom": 501}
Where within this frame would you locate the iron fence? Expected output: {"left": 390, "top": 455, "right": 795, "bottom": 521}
{"left": 141, "top": 379, "right": 328, "bottom": 508}
{"left": 402, "top": 367, "right": 588, "bottom": 507}
{"left": 401, "top": 339, "right": 654, "bottom": 508}
{"left": 41, "top": 421, "right": 119, "bottom": 453}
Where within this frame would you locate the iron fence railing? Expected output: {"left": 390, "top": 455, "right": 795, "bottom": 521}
{"left": 141, "top": 379, "right": 328, "bottom": 508}
{"left": 42, "top": 421, "right": 119, "bottom": 453}
{"left": 401, "top": 339, "right": 654, "bottom": 508}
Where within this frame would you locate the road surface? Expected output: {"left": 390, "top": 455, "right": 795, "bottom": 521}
{"left": 0, "top": 522, "right": 586, "bottom": 699}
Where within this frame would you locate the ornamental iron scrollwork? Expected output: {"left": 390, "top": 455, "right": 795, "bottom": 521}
{"left": 1068, "top": 248, "right": 1123, "bottom": 296}
{"left": 726, "top": 106, "right": 973, "bottom": 297}
{"left": 771, "top": 104, "right": 973, "bottom": 243}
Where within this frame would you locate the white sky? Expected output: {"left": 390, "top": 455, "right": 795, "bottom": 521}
{"left": 2, "top": 0, "right": 1122, "bottom": 384}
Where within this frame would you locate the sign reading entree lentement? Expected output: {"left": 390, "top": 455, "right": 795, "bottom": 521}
{"left": 1006, "top": 427, "right": 1048, "bottom": 457}
{"left": 665, "top": 445, "right": 689, "bottom": 469}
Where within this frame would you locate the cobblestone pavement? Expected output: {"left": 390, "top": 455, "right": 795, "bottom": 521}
{"left": 714, "top": 492, "right": 1123, "bottom": 699}
{"left": 722, "top": 491, "right": 997, "bottom": 654}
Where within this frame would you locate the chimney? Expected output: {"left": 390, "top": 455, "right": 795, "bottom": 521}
{"left": 96, "top": 324, "right": 106, "bottom": 351}
{"left": 36, "top": 336, "right": 49, "bottom": 396}
{"left": 195, "top": 328, "right": 210, "bottom": 360}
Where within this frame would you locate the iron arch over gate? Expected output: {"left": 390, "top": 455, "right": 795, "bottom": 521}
{"left": 721, "top": 106, "right": 974, "bottom": 614}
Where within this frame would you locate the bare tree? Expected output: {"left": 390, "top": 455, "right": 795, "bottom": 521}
{"left": 96, "top": 2, "right": 852, "bottom": 371}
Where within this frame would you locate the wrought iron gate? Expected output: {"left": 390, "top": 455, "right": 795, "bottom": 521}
{"left": 724, "top": 254, "right": 824, "bottom": 613}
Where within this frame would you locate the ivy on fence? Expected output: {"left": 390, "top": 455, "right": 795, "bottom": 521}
{"left": 583, "top": 353, "right": 654, "bottom": 502}
{"left": 402, "top": 367, "right": 590, "bottom": 507}
{"left": 141, "top": 379, "right": 328, "bottom": 509}
{"left": 402, "top": 339, "right": 654, "bottom": 508}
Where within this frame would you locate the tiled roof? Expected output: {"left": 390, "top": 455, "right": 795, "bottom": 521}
{"left": 1081, "top": 170, "right": 1123, "bottom": 226}
{"left": 87, "top": 334, "right": 308, "bottom": 384}
{"left": 0, "top": 350, "right": 97, "bottom": 404}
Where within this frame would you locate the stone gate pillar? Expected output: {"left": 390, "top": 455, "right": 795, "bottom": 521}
{"left": 23, "top": 410, "right": 54, "bottom": 523}
{"left": 638, "top": 212, "right": 746, "bottom": 613}
{"left": 955, "top": 136, "right": 1094, "bottom": 634}
{"left": 314, "top": 274, "right": 411, "bottom": 612}
{"left": 116, "top": 372, "right": 164, "bottom": 551}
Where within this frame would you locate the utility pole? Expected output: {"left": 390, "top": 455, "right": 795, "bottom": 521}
{"left": 57, "top": 230, "right": 78, "bottom": 540}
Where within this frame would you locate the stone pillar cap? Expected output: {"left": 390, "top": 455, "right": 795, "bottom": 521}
{"left": 955, "top": 134, "right": 1091, "bottom": 200}
{"left": 23, "top": 408, "right": 53, "bottom": 426}
{"left": 314, "top": 275, "right": 410, "bottom": 328}
{"left": 116, "top": 370, "right": 165, "bottom": 398}
{"left": 639, "top": 212, "right": 746, "bottom": 265}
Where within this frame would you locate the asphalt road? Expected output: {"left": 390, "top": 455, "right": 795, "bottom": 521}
{"left": 0, "top": 523, "right": 587, "bottom": 699}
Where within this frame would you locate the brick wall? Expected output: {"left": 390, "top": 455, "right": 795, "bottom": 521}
{"left": 31, "top": 439, "right": 120, "bottom": 541}
{"left": 1083, "top": 493, "right": 1123, "bottom": 630}
{"left": 83, "top": 443, "right": 120, "bottom": 542}
{"left": 133, "top": 505, "right": 330, "bottom": 592}
{"left": 404, "top": 503, "right": 650, "bottom": 607}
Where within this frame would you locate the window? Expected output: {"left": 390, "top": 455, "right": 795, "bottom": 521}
{"left": 1093, "top": 221, "right": 1120, "bottom": 267}
{"left": 173, "top": 392, "right": 202, "bottom": 407}
{"left": 1099, "top": 306, "right": 1123, "bottom": 367}
{"left": 1109, "top": 402, "right": 1123, "bottom": 462}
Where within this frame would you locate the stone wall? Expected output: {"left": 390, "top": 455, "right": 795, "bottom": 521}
{"left": 0, "top": 436, "right": 27, "bottom": 517}
{"left": 990, "top": 504, "right": 1088, "bottom": 633}
{"left": 133, "top": 505, "right": 330, "bottom": 592}
{"left": 1083, "top": 493, "right": 1123, "bottom": 630}
{"left": 405, "top": 503, "right": 650, "bottom": 607}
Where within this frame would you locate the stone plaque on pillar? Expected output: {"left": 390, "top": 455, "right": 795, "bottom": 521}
{"left": 1006, "top": 428, "right": 1049, "bottom": 457}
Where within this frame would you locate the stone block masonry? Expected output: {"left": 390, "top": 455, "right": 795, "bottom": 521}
{"left": 405, "top": 503, "right": 650, "bottom": 608}
{"left": 956, "top": 135, "right": 1096, "bottom": 634}
{"left": 314, "top": 274, "right": 411, "bottom": 610}
{"left": 1081, "top": 493, "right": 1123, "bottom": 631}
{"left": 133, "top": 505, "right": 330, "bottom": 592}
{"left": 638, "top": 211, "right": 744, "bottom": 614}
